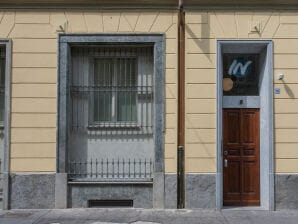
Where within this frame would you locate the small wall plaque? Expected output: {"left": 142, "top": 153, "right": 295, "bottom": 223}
{"left": 274, "top": 88, "right": 281, "bottom": 94}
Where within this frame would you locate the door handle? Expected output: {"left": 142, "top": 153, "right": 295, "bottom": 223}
{"left": 224, "top": 159, "right": 228, "bottom": 168}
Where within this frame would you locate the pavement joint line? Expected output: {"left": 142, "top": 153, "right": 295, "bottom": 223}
{"left": 32, "top": 209, "right": 52, "bottom": 224}
{"left": 220, "top": 211, "right": 230, "bottom": 224}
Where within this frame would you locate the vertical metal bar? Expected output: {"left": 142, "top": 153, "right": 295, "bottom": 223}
{"left": 117, "top": 158, "right": 120, "bottom": 178}
{"left": 82, "top": 51, "right": 86, "bottom": 129}
{"left": 150, "top": 47, "right": 153, "bottom": 133}
{"left": 139, "top": 47, "right": 143, "bottom": 133}
{"left": 145, "top": 158, "right": 147, "bottom": 178}
{"left": 145, "top": 48, "right": 149, "bottom": 130}
{"left": 124, "top": 56, "right": 127, "bottom": 128}
{"left": 79, "top": 160, "right": 82, "bottom": 178}
{"left": 101, "top": 158, "right": 103, "bottom": 178}
{"left": 96, "top": 159, "right": 98, "bottom": 178}
{"left": 68, "top": 160, "right": 71, "bottom": 176}
{"left": 128, "top": 158, "right": 131, "bottom": 178}
{"left": 106, "top": 158, "right": 109, "bottom": 178}
{"left": 85, "top": 160, "right": 87, "bottom": 178}
{"left": 150, "top": 158, "right": 152, "bottom": 178}
{"left": 133, "top": 158, "right": 136, "bottom": 178}
{"left": 104, "top": 57, "right": 107, "bottom": 125}
{"left": 139, "top": 159, "right": 141, "bottom": 178}
{"left": 123, "top": 158, "right": 125, "bottom": 178}
{"left": 90, "top": 159, "right": 93, "bottom": 178}
{"left": 112, "top": 158, "right": 115, "bottom": 178}
{"left": 97, "top": 59, "right": 100, "bottom": 127}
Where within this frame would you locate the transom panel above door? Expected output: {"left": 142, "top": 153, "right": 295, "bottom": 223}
{"left": 222, "top": 53, "right": 260, "bottom": 109}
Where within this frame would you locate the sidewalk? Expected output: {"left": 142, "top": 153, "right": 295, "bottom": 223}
{"left": 1, "top": 208, "right": 298, "bottom": 224}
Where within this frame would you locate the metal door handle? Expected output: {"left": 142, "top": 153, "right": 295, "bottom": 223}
{"left": 224, "top": 159, "right": 228, "bottom": 167}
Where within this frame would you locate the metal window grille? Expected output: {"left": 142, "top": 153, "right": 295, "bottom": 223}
{"left": 0, "top": 47, "right": 5, "bottom": 127}
{"left": 68, "top": 158, "right": 152, "bottom": 182}
{"left": 0, "top": 159, "right": 2, "bottom": 196}
{"left": 70, "top": 46, "right": 153, "bottom": 135}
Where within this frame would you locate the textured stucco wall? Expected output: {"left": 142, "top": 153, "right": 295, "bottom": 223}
{"left": 1, "top": 10, "right": 298, "bottom": 175}
{"left": 0, "top": 10, "right": 178, "bottom": 173}
{"left": 185, "top": 11, "right": 298, "bottom": 173}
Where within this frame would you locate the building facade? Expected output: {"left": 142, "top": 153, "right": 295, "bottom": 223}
{"left": 0, "top": 0, "right": 297, "bottom": 210}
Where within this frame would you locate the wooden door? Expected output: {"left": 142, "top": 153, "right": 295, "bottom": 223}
{"left": 223, "top": 109, "right": 260, "bottom": 206}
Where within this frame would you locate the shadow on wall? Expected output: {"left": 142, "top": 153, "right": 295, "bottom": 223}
{"left": 184, "top": 13, "right": 215, "bottom": 167}
{"left": 281, "top": 79, "right": 295, "bottom": 98}
{"left": 185, "top": 13, "right": 211, "bottom": 61}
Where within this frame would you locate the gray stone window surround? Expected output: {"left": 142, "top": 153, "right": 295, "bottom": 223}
{"left": 0, "top": 39, "right": 12, "bottom": 210}
{"left": 216, "top": 40, "right": 274, "bottom": 210}
{"left": 57, "top": 34, "right": 165, "bottom": 208}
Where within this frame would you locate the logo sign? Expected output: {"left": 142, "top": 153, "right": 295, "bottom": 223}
{"left": 228, "top": 58, "right": 253, "bottom": 78}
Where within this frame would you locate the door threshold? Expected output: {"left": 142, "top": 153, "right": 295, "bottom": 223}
{"left": 222, "top": 206, "right": 267, "bottom": 211}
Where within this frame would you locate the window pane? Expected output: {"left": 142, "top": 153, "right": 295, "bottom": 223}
{"left": 116, "top": 58, "right": 137, "bottom": 122}
{"left": 94, "top": 58, "right": 113, "bottom": 122}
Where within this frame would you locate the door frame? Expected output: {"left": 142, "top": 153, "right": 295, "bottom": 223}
{"left": 216, "top": 40, "right": 274, "bottom": 210}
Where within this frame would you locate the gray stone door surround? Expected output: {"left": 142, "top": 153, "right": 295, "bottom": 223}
{"left": 0, "top": 40, "right": 11, "bottom": 210}
{"left": 216, "top": 40, "right": 274, "bottom": 210}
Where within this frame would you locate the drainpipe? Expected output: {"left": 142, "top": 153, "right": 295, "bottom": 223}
{"left": 177, "top": 0, "right": 185, "bottom": 209}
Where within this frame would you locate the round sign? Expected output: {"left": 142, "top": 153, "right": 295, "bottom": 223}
{"left": 223, "top": 78, "right": 233, "bottom": 91}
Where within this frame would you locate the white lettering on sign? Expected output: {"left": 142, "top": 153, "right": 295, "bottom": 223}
{"left": 228, "top": 59, "right": 253, "bottom": 77}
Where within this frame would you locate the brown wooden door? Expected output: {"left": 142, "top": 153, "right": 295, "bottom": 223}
{"left": 223, "top": 108, "right": 260, "bottom": 206}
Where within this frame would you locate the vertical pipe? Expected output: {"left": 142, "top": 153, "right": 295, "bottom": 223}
{"left": 177, "top": 0, "right": 185, "bottom": 209}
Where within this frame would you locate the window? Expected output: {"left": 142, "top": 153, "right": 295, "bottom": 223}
{"left": 70, "top": 46, "right": 153, "bottom": 133}
{"left": 91, "top": 57, "right": 137, "bottom": 125}
{"left": 58, "top": 34, "right": 165, "bottom": 182}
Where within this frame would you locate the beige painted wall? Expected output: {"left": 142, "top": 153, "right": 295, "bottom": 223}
{"left": 2, "top": 10, "right": 178, "bottom": 172}
{"left": 2, "top": 10, "right": 298, "bottom": 174}
{"left": 185, "top": 11, "right": 298, "bottom": 174}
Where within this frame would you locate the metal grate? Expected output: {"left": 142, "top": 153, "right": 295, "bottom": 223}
{"left": 68, "top": 158, "right": 152, "bottom": 182}
{"left": 70, "top": 46, "right": 153, "bottom": 135}
{"left": 88, "top": 200, "right": 133, "bottom": 208}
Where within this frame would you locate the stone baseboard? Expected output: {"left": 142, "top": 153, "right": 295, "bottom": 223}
{"left": 69, "top": 183, "right": 153, "bottom": 208}
{"left": 185, "top": 174, "right": 216, "bottom": 209}
{"left": 10, "top": 173, "right": 55, "bottom": 209}
{"left": 275, "top": 174, "right": 298, "bottom": 210}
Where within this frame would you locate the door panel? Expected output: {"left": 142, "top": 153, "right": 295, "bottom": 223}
{"left": 242, "top": 160, "right": 257, "bottom": 193}
{"left": 223, "top": 108, "right": 260, "bottom": 206}
{"left": 242, "top": 111, "right": 258, "bottom": 145}
{"left": 225, "top": 111, "right": 241, "bottom": 144}
{"left": 227, "top": 160, "right": 241, "bottom": 193}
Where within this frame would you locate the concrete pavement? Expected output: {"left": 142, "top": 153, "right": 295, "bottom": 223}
{"left": 0, "top": 208, "right": 298, "bottom": 224}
